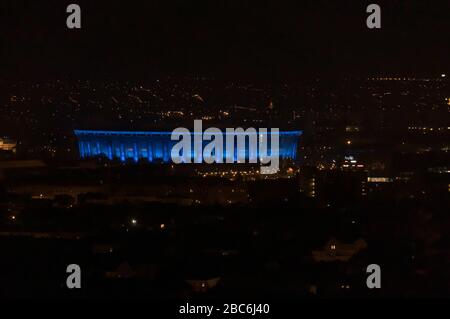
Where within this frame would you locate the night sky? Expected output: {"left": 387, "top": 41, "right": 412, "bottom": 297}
{"left": 1, "top": 0, "right": 449, "bottom": 80}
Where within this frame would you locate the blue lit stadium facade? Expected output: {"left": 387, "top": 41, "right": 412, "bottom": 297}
{"left": 74, "top": 130, "right": 302, "bottom": 163}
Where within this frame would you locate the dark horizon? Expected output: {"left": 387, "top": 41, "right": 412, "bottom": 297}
{"left": 1, "top": 0, "right": 449, "bottom": 80}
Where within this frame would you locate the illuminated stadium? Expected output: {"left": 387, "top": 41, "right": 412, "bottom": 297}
{"left": 74, "top": 129, "right": 302, "bottom": 163}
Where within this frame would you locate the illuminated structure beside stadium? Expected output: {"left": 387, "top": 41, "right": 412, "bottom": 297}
{"left": 74, "top": 129, "right": 302, "bottom": 163}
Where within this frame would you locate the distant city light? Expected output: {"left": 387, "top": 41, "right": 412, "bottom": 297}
{"left": 346, "top": 140, "right": 352, "bottom": 145}
{"left": 442, "top": 74, "right": 446, "bottom": 78}
{"left": 367, "top": 177, "right": 393, "bottom": 183}
{"left": 131, "top": 219, "right": 137, "bottom": 225}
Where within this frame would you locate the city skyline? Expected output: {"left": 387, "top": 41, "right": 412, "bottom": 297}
{"left": 0, "top": 0, "right": 449, "bottom": 302}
